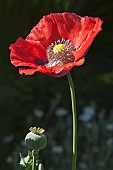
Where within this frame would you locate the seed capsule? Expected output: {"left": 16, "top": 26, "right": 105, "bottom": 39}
{"left": 25, "top": 127, "right": 47, "bottom": 151}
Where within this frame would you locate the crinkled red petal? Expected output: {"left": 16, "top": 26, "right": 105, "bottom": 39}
{"left": 72, "top": 17, "right": 103, "bottom": 61}
{"left": 19, "top": 58, "right": 85, "bottom": 77}
{"left": 74, "top": 57, "right": 85, "bottom": 66}
{"left": 9, "top": 38, "right": 47, "bottom": 67}
{"left": 19, "top": 66, "right": 52, "bottom": 76}
{"left": 47, "top": 58, "right": 85, "bottom": 77}
{"left": 18, "top": 62, "right": 74, "bottom": 77}
{"left": 26, "top": 13, "right": 82, "bottom": 44}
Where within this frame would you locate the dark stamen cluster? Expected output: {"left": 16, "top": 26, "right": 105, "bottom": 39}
{"left": 46, "top": 39, "right": 76, "bottom": 66}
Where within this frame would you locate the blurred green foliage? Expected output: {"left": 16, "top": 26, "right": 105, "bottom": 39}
{"left": 0, "top": 0, "right": 113, "bottom": 170}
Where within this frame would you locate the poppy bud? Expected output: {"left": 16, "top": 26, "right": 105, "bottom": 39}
{"left": 25, "top": 127, "right": 47, "bottom": 151}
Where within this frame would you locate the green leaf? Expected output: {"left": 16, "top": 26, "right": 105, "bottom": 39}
{"left": 19, "top": 151, "right": 33, "bottom": 167}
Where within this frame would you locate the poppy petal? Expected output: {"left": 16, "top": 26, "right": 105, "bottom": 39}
{"left": 9, "top": 38, "right": 47, "bottom": 67}
{"left": 74, "top": 57, "right": 85, "bottom": 66}
{"left": 19, "top": 62, "right": 74, "bottom": 77}
{"left": 26, "top": 13, "right": 83, "bottom": 44}
{"left": 48, "top": 62, "right": 75, "bottom": 77}
{"left": 19, "top": 68, "right": 37, "bottom": 75}
{"left": 47, "top": 58, "right": 85, "bottom": 77}
{"left": 72, "top": 17, "right": 103, "bottom": 61}
{"left": 26, "top": 14, "right": 61, "bottom": 44}
{"left": 19, "top": 66, "right": 52, "bottom": 76}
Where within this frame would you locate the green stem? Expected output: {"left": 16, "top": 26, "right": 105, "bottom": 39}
{"left": 32, "top": 150, "right": 38, "bottom": 170}
{"left": 67, "top": 72, "right": 77, "bottom": 170}
{"left": 38, "top": 163, "right": 44, "bottom": 170}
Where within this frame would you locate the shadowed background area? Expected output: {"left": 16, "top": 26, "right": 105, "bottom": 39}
{"left": 0, "top": 0, "right": 113, "bottom": 170}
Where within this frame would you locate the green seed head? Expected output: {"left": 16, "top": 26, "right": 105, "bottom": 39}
{"left": 25, "top": 127, "right": 47, "bottom": 151}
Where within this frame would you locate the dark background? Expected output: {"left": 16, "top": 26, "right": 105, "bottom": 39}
{"left": 0, "top": 0, "right": 113, "bottom": 170}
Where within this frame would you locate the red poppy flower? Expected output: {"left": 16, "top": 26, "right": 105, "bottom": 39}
{"left": 9, "top": 12, "right": 103, "bottom": 77}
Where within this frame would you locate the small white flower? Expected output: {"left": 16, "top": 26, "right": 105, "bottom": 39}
{"left": 83, "top": 105, "right": 95, "bottom": 115}
{"left": 79, "top": 105, "right": 95, "bottom": 122}
{"left": 33, "top": 108, "right": 44, "bottom": 118}
{"left": 52, "top": 145, "right": 64, "bottom": 154}
{"left": 55, "top": 107, "right": 68, "bottom": 117}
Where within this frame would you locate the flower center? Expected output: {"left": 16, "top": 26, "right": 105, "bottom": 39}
{"left": 46, "top": 39, "right": 76, "bottom": 66}
{"left": 53, "top": 44, "right": 65, "bottom": 54}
